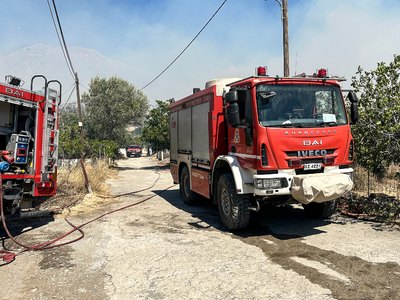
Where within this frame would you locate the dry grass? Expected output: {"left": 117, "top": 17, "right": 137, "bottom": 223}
{"left": 352, "top": 163, "right": 400, "bottom": 198}
{"left": 58, "top": 194, "right": 116, "bottom": 217}
{"left": 344, "top": 163, "right": 400, "bottom": 223}
{"left": 57, "top": 160, "right": 116, "bottom": 196}
{"left": 386, "top": 164, "right": 400, "bottom": 179}
{"left": 41, "top": 160, "right": 119, "bottom": 216}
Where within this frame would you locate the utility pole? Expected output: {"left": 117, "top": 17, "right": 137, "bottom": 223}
{"left": 266, "top": 0, "right": 289, "bottom": 77}
{"left": 282, "top": 0, "right": 289, "bottom": 77}
{"left": 75, "top": 72, "right": 92, "bottom": 194}
{"left": 75, "top": 72, "right": 84, "bottom": 140}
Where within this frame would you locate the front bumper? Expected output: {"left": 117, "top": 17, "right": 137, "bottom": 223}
{"left": 252, "top": 166, "right": 353, "bottom": 197}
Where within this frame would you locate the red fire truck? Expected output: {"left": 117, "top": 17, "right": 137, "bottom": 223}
{"left": 169, "top": 67, "right": 358, "bottom": 230}
{"left": 0, "top": 75, "right": 61, "bottom": 219}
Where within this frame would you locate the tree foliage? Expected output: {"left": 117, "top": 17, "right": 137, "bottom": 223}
{"left": 82, "top": 76, "right": 149, "bottom": 147}
{"left": 141, "top": 99, "right": 174, "bottom": 152}
{"left": 351, "top": 54, "right": 400, "bottom": 175}
{"left": 59, "top": 104, "right": 120, "bottom": 159}
{"left": 59, "top": 104, "right": 84, "bottom": 158}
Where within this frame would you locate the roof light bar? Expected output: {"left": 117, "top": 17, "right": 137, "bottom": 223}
{"left": 317, "top": 68, "right": 329, "bottom": 78}
{"left": 256, "top": 66, "right": 268, "bottom": 76}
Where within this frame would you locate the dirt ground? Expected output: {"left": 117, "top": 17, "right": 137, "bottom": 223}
{"left": 1, "top": 156, "right": 400, "bottom": 300}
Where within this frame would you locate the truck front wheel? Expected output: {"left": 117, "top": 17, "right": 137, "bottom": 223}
{"left": 217, "top": 173, "right": 250, "bottom": 231}
{"left": 180, "top": 166, "right": 199, "bottom": 205}
{"left": 302, "top": 199, "right": 338, "bottom": 218}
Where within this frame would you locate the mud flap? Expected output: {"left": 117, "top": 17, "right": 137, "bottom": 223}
{"left": 292, "top": 173, "right": 353, "bottom": 204}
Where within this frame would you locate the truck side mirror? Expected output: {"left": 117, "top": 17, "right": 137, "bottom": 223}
{"left": 348, "top": 91, "right": 359, "bottom": 123}
{"left": 348, "top": 91, "right": 358, "bottom": 103}
{"left": 225, "top": 90, "right": 240, "bottom": 127}
{"left": 226, "top": 102, "right": 240, "bottom": 127}
{"left": 350, "top": 103, "right": 359, "bottom": 123}
{"left": 225, "top": 90, "right": 238, "bottom": 104}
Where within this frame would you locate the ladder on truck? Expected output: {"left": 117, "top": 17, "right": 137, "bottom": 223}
{"left": 41, "top": 88, "right": 60, "bottom": 180}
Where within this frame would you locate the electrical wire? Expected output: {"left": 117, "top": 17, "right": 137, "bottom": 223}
{"left": 60, "top": 85, "right": 76, "bottom": 111}
{"left": 46, "top": 0, "right": 75, "bottom": 80}
{"left": 140, "top": 0, "right": 228, "bottom": 90}
{"left": 51, "top": 0, "right": 76, "bottom": 76}
{"left": 62, "top": 82, "right": 75, "bottom": 96}
{"left": 79, "top": 83, "right": 89, "bottom": 91}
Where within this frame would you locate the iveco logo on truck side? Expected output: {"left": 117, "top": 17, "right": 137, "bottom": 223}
{"left": 5, "top": 87, "right": 24, "bottom": 97}
{"left": 303, "top": 140, "right": 322, "bottom": 146}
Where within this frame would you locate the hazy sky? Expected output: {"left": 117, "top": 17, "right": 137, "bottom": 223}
{"left": 1, "top": 0, "right": 400, "bottom": 105}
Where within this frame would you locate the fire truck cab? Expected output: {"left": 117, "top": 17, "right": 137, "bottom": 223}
{"left": 0, "top": 75, "right": 61, "bottom": 218}
{"left": 170, "top": 67, "right": 358, "bottom": 230}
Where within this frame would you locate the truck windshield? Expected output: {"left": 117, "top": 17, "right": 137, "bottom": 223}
{"left": 256, "top": 84, "right": 347, "bottom": 128}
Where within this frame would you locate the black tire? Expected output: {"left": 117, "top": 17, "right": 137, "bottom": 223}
{"left": 217, "top": 173, "right": 250, "bottom": 231}
{"left": 180, "top": 166, "right": 199, "bottom": 205}
{"left": 302, "top": 199, "right": 338, "bottom": 218}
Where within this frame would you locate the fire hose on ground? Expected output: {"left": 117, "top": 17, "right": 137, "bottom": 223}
{"left": 0, "top": 171, "right": 173, "bottom": 266}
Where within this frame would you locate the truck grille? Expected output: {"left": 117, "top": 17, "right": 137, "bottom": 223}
{"left": 301, "top": 158, "right": 323, "bottom": 164}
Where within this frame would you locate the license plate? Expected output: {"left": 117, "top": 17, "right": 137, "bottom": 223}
{"left": 303, "top": 163, "right": 322, "bottom": 170}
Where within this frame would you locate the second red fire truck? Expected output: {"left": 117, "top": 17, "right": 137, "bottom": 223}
{"left": 170, "top": 67, "right": 358, "bottom": 230}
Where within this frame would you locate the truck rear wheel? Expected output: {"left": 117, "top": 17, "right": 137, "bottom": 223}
{"left": 302, "top": 199, "right": 338, "bottom": 218}
{"left": 217, "top": 173, "right": 250, "bottom": 231}
{"left": 180, "top": 166, "right": 199, "bottom": 205}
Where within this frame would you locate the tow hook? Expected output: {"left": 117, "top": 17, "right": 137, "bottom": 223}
{"left": 248, "top": 200, "right": 260, "bottom": 212}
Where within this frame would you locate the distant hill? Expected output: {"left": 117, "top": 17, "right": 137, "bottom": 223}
{"left": 0, "top": 44, "right": 136, "bottom": 103}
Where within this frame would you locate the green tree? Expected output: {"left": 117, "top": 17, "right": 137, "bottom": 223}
{"left": 91, "top": 139, "right": 120, "bottom": 159}
{"left": 141, "top": 99, "right": 174, "bottom": 152}
{"left": 59, "top": 104, "right": 85, "bottom": 158}
{"left": 351, "top": 54, "right": 400, "bottom": 175}
{"left": 59, "top": 104, "right": 121, "bottom": 159}
{"left": 81, "top": 76, "right": 149, "bottom": 146}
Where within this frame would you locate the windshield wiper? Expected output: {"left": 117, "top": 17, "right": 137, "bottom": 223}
{"left": 318, "top": 121, "right": 337, "bottom": 127}
{"left": 268, "top": 123, "right": 304, "bottom": 128}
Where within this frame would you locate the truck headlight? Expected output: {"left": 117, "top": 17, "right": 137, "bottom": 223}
{"left": 263, "top": 179, "right": 282, "bottom": 189}
{"left": 255, "top": 179, "right": 264, "bottom": 189}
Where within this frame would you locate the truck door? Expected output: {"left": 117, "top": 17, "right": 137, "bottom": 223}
{"left": 229, "top": 88, "right": 255, "bottom": 168}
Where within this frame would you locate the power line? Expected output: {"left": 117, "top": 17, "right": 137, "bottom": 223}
{"left": 51, "top": 0, "right": 76, "bottom": 75}
{"left": 140, "top": 0, "right": 228, "bottom": 90}
{"left": 62, "top": 82, "right": 75, "bottom": 96}
{"left": 47, "top": 0, "right": 76, "bottom": 80}
{"left": 79, "top": 83, "right": 89, "bottom": 91}
{"left": 46, "top": 0, "right": 74, "bottom": 80}
{"left": 60, "top": 85, "right": 76, "bottom": 112}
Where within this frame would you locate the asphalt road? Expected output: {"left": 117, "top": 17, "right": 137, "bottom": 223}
{"left": 1, "top": 156, "right": 400, "bottom": 300}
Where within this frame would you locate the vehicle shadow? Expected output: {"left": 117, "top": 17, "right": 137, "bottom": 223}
{"left": 114, "top": 165, "right": 170, "bottom": 171}
{"left": 154, "top": 188, "right": 334, "bottom": 239}
{"left": 0, "top": 215, "right": 55, "bottom": 250}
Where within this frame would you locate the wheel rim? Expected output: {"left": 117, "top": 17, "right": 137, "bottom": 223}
{"left": 221, "top": 187, "right": 231, "bottom": 217}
